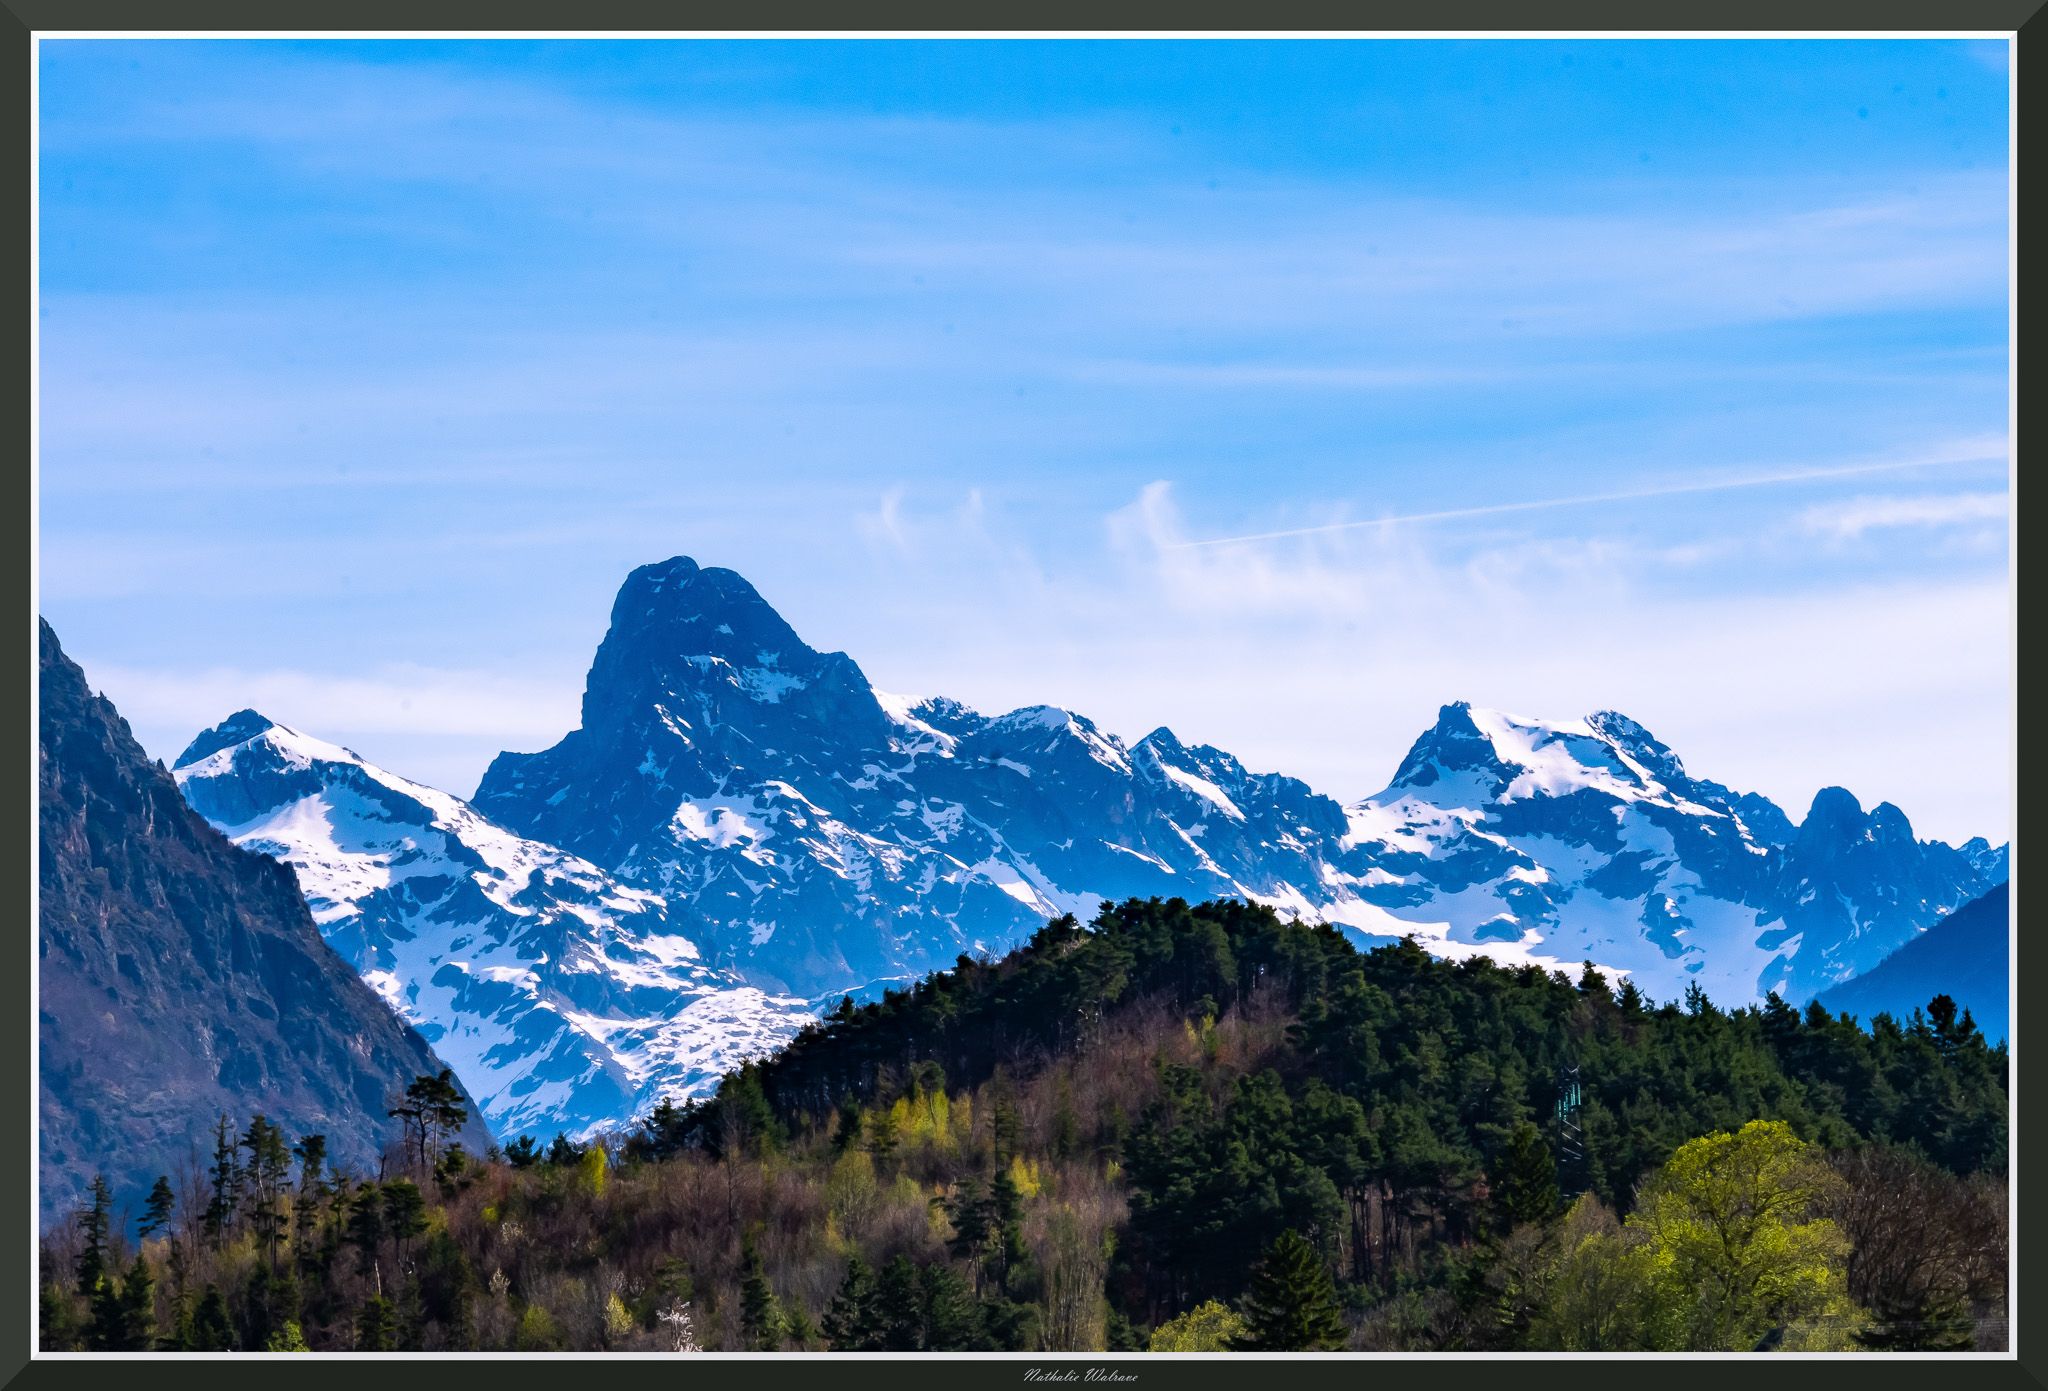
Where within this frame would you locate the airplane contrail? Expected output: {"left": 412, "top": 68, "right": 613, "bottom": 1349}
{"left": 1164, "top": 451, "right": 2008, "bottom": 550}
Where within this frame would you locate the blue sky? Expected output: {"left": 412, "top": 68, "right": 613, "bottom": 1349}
{"left": 36, "top": 38, "right": 2011, "bottom": 844}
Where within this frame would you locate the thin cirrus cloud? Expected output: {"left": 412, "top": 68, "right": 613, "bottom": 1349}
{"left": 1800, "top": 491, "right": 2009, "bottom": 540}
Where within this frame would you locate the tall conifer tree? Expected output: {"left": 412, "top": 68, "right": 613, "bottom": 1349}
{"left": 1229, "top": 1229, "right": 1348, "bottom": 1351}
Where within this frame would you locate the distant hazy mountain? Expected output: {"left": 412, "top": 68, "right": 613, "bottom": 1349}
{"left": 38, "top": 620, "right": 485, "bottom": 1227}
{"left": 173, "top": 714, "right": 814, "bottom": 1142}
{"left": 1814, "top": 882, "right": 2010, "bottom": 1045}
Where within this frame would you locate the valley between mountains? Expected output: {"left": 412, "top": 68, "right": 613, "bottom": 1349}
{"left": 165, "top": 555, "right": 2006, "bottom": 1145}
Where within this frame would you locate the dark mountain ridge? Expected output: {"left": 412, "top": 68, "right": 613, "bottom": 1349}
{"left": 1816, "top": 883, "right": 2010, "bottom": 1046}
{"left": 38, "top": 619, "right": 488, "bottom": 1227}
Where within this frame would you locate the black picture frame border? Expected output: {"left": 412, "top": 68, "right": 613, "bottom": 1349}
{"left": 4, "top": 6, "right": 2034, "bottom": 1390}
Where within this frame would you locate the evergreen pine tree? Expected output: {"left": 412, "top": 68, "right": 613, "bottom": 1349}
{"left": 347, "top": 1180, "right": 386, "bottom": 1275}
{"left": 75, "top": 1174, "right": 112, "bottom": 1297}
{"left": 874, "top": 1254, "right": 924, "bottom": 1351}
{"left": 356, "top": 1292, "right": 398, "bottom": 1351}
{"left": 243, "top": 1261, "right": 276, "bottom": 1351}
{"left": 865, "top": 1103, "right": 898, "bottom": 1161}
{"left": 739, "top": 1231, "right": 782, "bottom": 1350}
{"left": 138, "top": 1176, "right": 176, "bottom": 1243}
{"left": 1228, "top": 1229, "right": 1348, "bottom": 1351}
{"left": 991, "top": 1086, "right": 1022, "bottom": 1167}
{"left": 821, "top": 1252, "right": 881, "bottom": 1350}
{"left": 203, "top": 1114, "right": 240, "bottom": 1249}
{"left": 116, "top": 1251, "right": 158, "bottom": 1350}
{"left": 988, "top": 1168, "right": 1029, "bottom": 1294}
{"left": 830, "top": 1098, "right": 863, "bottom": 1157}
{"left": 382, "top": 1178, "right": 427, "bottom": 1265}
{"left": 1492, "top": 1121, "right": 1561, "bottom": 1231}
{"left": 397, "top": 1267, "right": 426, "bottom": 1351}
{"left": 241, "top": 1115, "right": 292, "bottom": 1270}
{"left": 84, "top": 1270, "right": 123, "bottom": 1351}
{"left": 918, "top": 1262, "right": 988, "bottom": 1350}
{"left": 192, "top": 1284, "right": 235, "bottom": 1351}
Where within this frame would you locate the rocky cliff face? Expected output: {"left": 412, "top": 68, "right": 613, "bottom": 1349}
{"left": 38, "top": 620, "right": 486, "bottom": 1227}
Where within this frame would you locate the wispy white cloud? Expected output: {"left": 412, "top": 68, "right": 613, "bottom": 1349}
{"left": 1799, "top": 491, "right": 2008, "bottom": 540}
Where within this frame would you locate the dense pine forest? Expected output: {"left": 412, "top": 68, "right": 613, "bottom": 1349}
{"left": 41, "top": 897, "right": 2009, "bottom": 1353}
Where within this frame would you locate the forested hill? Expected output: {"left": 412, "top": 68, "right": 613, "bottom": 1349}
{"left": 42, "top": 894, "right": 2008, "bottom": 1353}
{"left": 730, "top": 896, "right": 2008, "bottom": 1207}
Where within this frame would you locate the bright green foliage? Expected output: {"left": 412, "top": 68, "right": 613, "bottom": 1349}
{"left": 577, "top": 1144, "right": 608, "bottom": 1196}
{"left": 1505, "top": 1195, "right": 1661, "bottom": 1351}
{"left": 513, "top": 1303, "right": 562, "bottom": 1351}
{"left": 1228, "top": 1229, "right": 1348, "bottom": 1350}
{"left": 266, "top": 1321, "right": 310, "bottom": 1351}
{"left": 1514, "top": 1125, "right": 1867, "bottom": 1351}
{"left": 1626, "top": 1120, "right": 1859, "bottom": 1350}
{"left": 1149, "top": 1299, "right": 1247, "bottom": 1351}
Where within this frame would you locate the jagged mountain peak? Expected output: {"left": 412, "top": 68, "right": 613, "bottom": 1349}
{"left": 1584, "top": 709, "right": 1689, "bottom": 784}
{"left": 577, "top": 555, "right": 889, "bottom": 749}
{"left": 173, "top": 707, "right": 282, "bottom": 769}
{"left": 609, "top": 556, "right": 813, "bottom": 672}
{"left": 1385, "top": 702, "right": 1674, "bottom": 808}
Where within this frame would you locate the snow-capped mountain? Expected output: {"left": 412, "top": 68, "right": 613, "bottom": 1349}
{"left": 469, "top": 556, "right": 2003, "bottom": 1011}
{"left": 172, "top": 712, "right": 813, "bottom": 1141}
{"left": 172, "top": 556, "right": 2002, "bottom": 1139}
{"left": 1316, "top": 704, "right": 1997, "bottom": 1006}
{"left": 470, "top": 557, "right": 1368, "bottom": 1000}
